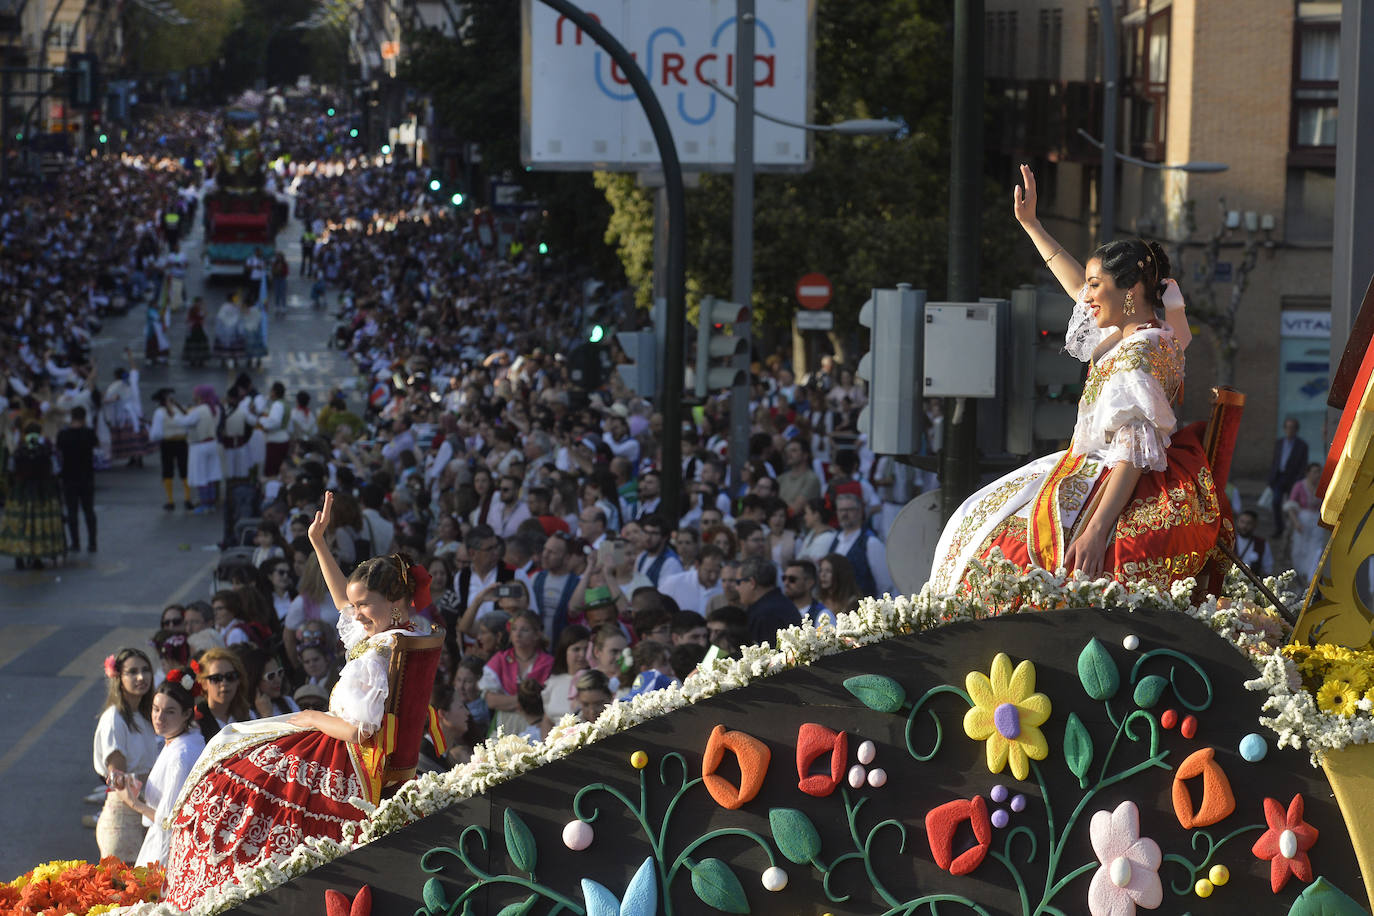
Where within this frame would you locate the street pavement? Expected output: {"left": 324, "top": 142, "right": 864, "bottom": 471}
{"left": 0, "top": 193, "right": 357, "bottom": 878}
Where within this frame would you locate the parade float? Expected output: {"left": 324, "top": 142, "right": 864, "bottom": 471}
{"left": 202, "top": 102, "right": 281, "bottom": 279}
{"left": 17, "top": 292, "right": 1372, "bottom": 916}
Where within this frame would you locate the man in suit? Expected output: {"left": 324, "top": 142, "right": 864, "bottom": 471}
{"left": 1269, "top": 417, "right": 1309, "bottom": 536}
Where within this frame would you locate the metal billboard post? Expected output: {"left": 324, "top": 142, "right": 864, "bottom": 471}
{"left": 532, "top": 0, "right": 687, "bottom": 523}
{"left": 730, "top": 0, "right": 756, "bottom": 497}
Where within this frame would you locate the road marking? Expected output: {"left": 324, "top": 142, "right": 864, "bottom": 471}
{"left": 0, "top": 626, "right": 59, "bottom": 672}
{"left": 163, "top": 556, "right": 219, "bottom": 608}
{"left": 0, "top": 676, "right": 99, "bottom": 779}
{"left": 59, "top": 627, "right": 153, "bottom": 678}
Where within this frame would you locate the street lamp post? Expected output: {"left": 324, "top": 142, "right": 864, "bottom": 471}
{"left": 1075, "top": 129, "right": 1229, "bottom": 173}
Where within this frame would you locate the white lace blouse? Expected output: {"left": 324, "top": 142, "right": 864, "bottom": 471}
{"left": 330, "top": 605, "right": 434, "bottom": 739}
{"left": 1069, "top": 325, "right": 1183, "bottom": 473}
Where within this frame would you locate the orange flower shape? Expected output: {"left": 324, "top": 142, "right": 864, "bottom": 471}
{"left": 1252, "top": 794, "right": 1318, "bottom": 893}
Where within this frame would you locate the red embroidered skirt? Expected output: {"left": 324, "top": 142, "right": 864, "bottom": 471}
{"left": 164, "top": 729, "right": 369, "bottom": 909}
{"left": 973, "top": 423, "right": 1232, "bottom": 591}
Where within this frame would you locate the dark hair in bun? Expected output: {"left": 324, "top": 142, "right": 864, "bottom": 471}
{"left": 349, "top": 551, "right": 417, "bottom": 602}
{"left": 1091, "top": 238, "right": 1172, "bottom": 313}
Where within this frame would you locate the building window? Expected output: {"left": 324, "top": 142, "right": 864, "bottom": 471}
{"left": 1284, "top": 166, "right": 1335, "bottom": 243}
{"left": 985, "top": 10, "right": 1019, "bottom": 80}
{"left": 1123, "top": 7, "right": 1169, "bottom": 161}
{"left": 1291, "top": 23, "right": 1338, "bottom": 152}
{"left": 1037, "top": 8, "right": 1063, "bottom": 79}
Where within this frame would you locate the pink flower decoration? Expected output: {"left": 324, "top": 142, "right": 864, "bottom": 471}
{"left": 1088, "top": 800, "right": 1162, "bottom": 916}
{"left": 103, "top": 654, "right": 118, "bottom": 678}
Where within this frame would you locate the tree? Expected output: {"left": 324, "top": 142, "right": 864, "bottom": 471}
{"left": 593, "top": 0, "right": 1027, "bottom": 333}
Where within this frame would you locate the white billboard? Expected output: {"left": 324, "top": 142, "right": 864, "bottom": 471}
{"left": 521, "top": 0, "right": 815, "bottom": 172}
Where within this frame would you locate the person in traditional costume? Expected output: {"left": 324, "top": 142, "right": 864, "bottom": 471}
{"left": 164, "top": 492, "right": 439, "bottom": 908}
{"left": 102, "top": 350, "right": 151, "bottom": 466}
{"left": 173, "top": 385, "right": 223, "bottom": 512}
{"left": 183, "top": 297, "right": 211, "bottom": 367}
{"left": 148, "top": 388, "right": 191, "bottom": 511}
{"left": 929, "top": 165, "right": 1229, "bottom": 596}
{"left": 0, "top": 424, "right": 67, "bottom": 568}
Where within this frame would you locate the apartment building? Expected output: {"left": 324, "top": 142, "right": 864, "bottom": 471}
{"left": 985, "top": 0, "right": 1341, "bottom": 477}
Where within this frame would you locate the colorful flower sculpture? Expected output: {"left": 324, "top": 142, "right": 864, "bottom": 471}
{"left": 1251, "top": 794, "right": 1318, "bottom": 893}
{"left": 1088, "top": 800, "right": 1163, "bottom": 915}
{"left": 963, "top": 653, "right": 1052, "bottom": 780}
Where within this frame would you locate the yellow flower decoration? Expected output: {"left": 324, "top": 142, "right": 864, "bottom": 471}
{"left": 963, "top": 653, "right": 1052, "bottom": 780}
{"left": 1328, "top": 663, "right": 1372, "bottom": 692}
{"left": 1317, "top": 679, "right": 1361, "bottom": 717}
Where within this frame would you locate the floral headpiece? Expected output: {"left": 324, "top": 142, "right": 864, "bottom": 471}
{"left": 103, "top": 654, "right": 118, "bottom": 679}
{"left": 166, "top": 666, "right": 204, "bottom": 698}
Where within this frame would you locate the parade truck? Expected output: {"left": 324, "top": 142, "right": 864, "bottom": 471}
{"left": 203, "top": 106, "right": 285, "bottom": 278}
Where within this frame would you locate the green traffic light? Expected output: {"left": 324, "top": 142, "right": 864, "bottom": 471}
{"left": 538, "top": 242, "right": 549, "bottom": 255}
{"left": 450, "top": 192, "right": 464, "bottom": 206}
{"left": 326, "top": 107, "right": 335, "bottom": 117}
{"left": 429, "top": 179, "right": 441, "bottom": 192}
{"left": 349, "top": 128, "right": 358, "bottom": 138}
{"left": 14, "top": 132, "right": 21, "bottom": 141}
{"left": 98, "top": 133, "right": 107, "bottom": 143}
{"left": 589, "top": 324, "right": 605, "bottom": 343}
{"left": 380, "top": 144, "right": 391, "bottom": 155}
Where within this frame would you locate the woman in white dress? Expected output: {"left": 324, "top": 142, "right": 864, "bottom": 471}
{"left": 929, "top": 166, "right": 1228, "bottom": 597}
{"left": 116, "top": 674, "right": 205, "bottom": 865}
{"left": 92, "top": 648, "right": 158, "bottom": 862}
{"left": 1284, "top": 462, "right": 1329, "bottom": 584}
{"left": 165, "top": 493, "right": 438, "bottom": 908}
{"left": 174, "top": 385, "right": 223, "bottom": 512}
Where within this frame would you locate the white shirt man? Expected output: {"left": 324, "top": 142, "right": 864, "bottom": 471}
{"left": 661, "top": 547, "right": 724, "bottom": 615}
{"left": 483, "top": 476, "right": 531, "bottom": 539}
{"left": 824, "top": 493, "right": 894, "bottom": 598}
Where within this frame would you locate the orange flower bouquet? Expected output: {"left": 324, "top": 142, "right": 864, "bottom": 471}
{"left": 2, "top": 856, "right": 164, "bottom": 915}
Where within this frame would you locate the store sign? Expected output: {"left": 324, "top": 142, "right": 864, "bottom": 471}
{"left": 1281, "top": 310, "right": 1331, "bottom": 338}
{"left": 522, "top": 0, "right": 815, "bottom": 171}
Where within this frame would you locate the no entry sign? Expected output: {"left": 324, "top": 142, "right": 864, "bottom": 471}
{"left": 795, "top": 273, "right": 832, "bottom": 310}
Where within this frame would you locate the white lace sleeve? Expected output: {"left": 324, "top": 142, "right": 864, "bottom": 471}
{"left": 1063, "top": 292, "right": 1113, "bottom": 362}
{"left": 1101, "top": 419, "right": 1170, "bottom": 472}
{"left": 336, "top": 603, "right": 367, "bottom": 651}
{"left": 329, "top": 638, "right": 393, "bottom": 739}
{"left": 1071, "top": 331, "right": 1180, "bottom": 473}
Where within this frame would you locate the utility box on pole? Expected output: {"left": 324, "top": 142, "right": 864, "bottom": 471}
{"left": 857, "top": 284, "right": 924, "bottom": 456}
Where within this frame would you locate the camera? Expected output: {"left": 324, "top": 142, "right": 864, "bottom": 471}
{"left": 496, "top": 583, "right": 521, "bottom": 600}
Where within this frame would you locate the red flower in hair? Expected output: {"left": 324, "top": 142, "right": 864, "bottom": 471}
{"left": 103, "top": 654, "right": 118, "bottom": 678}
{"left": 410, "top": 564, "right": 433, "bottom": 610}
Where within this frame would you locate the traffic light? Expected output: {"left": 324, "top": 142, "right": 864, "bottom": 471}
{"left": 616, "top": 330, "right": 657, "bottom": 399}
{"left": 380, "top": 144, "right": 391, "bottom": 155}
{"left": 349, "top": 128, "right": 358, "bottom": 138}
{"left": 588, "top": 323, "right": 606, "bottom": 344}
{"left": 428, "top": 178, "right": 441, "bottom": 192}
{"left": 856, "top": 284, "right": 924, "bottom": 455}
{"left": 568, "top": 342, "right": 612, "bottom": 390}
{"left": 1005, "top": 285, "right": 1084, "bottom": 454}
{"left": 326, "top": 107, "right": 336, "bottom": 117}
{"left": 538, "top": 242, "right": 549, "bottom": 255}
{"left": 67, "top": 53, "right": 99, "bottom": 110}
{"left": 694, "top": 296, "right": 749, "bottom": 399}
{"left": 451, "top": 191, "right": 465, "bottom": 206}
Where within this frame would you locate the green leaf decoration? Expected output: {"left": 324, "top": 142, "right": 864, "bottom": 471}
{"left": 769, "top": 808, "right": 822, "bottom": 864}
{"left": 843, "top": 674, "right": 907, "bottom": 713}
{"left": 690, "top": 857, "right": 751, "bottom": 913}
{"left": 495, "top": 895, "right": 538, "bottom": 916}
{"left": 1287, "top": 876, "right": 1369, "bottom": 916}
{"left": 503, "top": 808, "right": 538, "bottom": 874}
{"left": 1062, "top": 712, "right": 1094, "bottom": 789}
{"left": 1076, "top": 638, "right": 1120, "bottom": 700}
{"left": 422, "top": 876, "right": 447, "bottom": 914}
{"left": 1133, "top": 674, "right": 1168, "bottom": 708}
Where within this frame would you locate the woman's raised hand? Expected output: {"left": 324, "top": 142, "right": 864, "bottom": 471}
{"left": 1013, "top": 163, "right": 1039, "bottom": 225}
{"left": 309, "top": 491, "right": 334, "bottom": 545}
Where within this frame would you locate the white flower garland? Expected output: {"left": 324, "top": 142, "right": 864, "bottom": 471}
{"left": 104, "top": 558, "right": 1362, "bottom": 916}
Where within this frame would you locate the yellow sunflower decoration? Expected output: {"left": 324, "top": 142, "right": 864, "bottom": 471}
{"left": 963, "top": 653, "right": 1052, "bottom": 780}
{"left": 1317, "top": 679, "right": 1362, "bottom": 717}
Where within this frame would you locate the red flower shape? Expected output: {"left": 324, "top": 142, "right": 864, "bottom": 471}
{"left": 926, "top": 795, "right": 993, "bottom": 876}
{"left": 1251, "top": 794, "right": 1318, "bottom": 892}
{"left": 325, "top": 884, "right": 372, "bottom": 916}
{"left": 795, "top": 723, "right": 848, "bottom": 797}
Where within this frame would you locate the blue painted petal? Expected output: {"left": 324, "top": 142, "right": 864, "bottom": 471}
{"left": 620, "top": 858, "right": 658, "bottom": 916}
{"left": 580, "top": 878, "right": 621, "bottom": 916}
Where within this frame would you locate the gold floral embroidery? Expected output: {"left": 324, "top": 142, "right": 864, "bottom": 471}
{"left": 932, "top": 473, "right": 1037, "bottom": 592}
{"left": 974, "top": 515, "right": 1028, "bottom": 560}
{"left": 1080, "top": 336, "right": 1184, "bottom": 409}
{"left": 1058, "top": 458, "right": 1101, "bottom": 517}
{"left": 1114, "top": 466, "right": 1220, "bottom": 538}
{"left": 1117, "top": 550, "right": 1209, "bottom": 588}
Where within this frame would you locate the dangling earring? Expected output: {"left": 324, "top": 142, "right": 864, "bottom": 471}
{"left": 391, "top": 608, "right": 403, "bottom": 628}
{"left": 1123, "top": 290, "right": 1136, "bottom": 316}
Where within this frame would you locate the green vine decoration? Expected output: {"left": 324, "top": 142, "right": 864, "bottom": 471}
{"left": 904, "top": 684, "right": 975, "bottom": 761}
{"left": 571, "top": 750, "right": 778, "bottom": 916}
{"left": 1161, "top": 825, "right": 1266, "bottom": 895}
{"left": 1130, "top": 648, "right": 1215, "bottom": 712}
{"left": 418, "top": 824, "right": 585, "bottom": 916}
{"left": 806, "top": 788, "right": 908, "bottom": 907}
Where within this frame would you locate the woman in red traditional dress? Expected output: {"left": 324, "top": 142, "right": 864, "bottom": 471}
{"left": 929, "top": 166, "right": 1230, "bottom": 596}
{"left": 164, "top": 492, "right": 435, "bottom": 908}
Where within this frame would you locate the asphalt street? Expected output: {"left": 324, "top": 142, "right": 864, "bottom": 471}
{"left": 0, "top": 192, "right": 356, "bottom": 878}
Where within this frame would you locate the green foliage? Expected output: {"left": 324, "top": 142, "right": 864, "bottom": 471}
{"left": 123, "top": 0, "right": 243, "bottom": 76}
{"left": 768, "top": 808, "right": 823, "bottom": 864}
{"left": 1062, "top": 712, "right": 1093, "bottom": 789}
{"left": 503, "top": 808, "right": 537, "bottom": 874}
{"left": 843, "top": 674, "right": 908, "bottom": 713}
{"left": 1076, "top": 638, "right": 1120, "bottom": 701}
{"left": 1133, "top": 675, "right": 1168, "bottom": 709}
{"left": 688, "top": 858, "right": 750, "bottom": 913}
